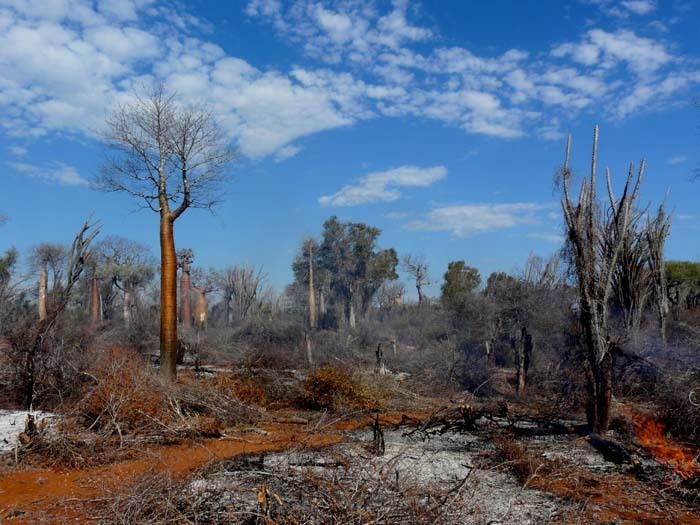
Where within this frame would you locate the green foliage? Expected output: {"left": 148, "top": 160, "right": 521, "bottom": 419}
{"left": 294, "top": 216, "right": 399, "bottom": 326}
{"left": 666, "top": 260, "right": 700, "bottom": 286}
{"left": 441, "top": 260, "right": 481, "bottom": 307}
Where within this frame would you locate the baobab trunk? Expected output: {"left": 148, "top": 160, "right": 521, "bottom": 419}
{"left": 193, "top": 286, "right": 208, "bottom": 331}
{"left": 180, "top": 259, "right": 192, "bottom": 328}
{"left": 308, "top": 244, "right": 316, "bottom": 329}
{"left": 348, "top": 301, "right": 356, "bottom": 329}
{"left": 304, "top": 332, "right": 313, "bottom": 367}
{"left": 123, "top": 289, "right": 131, "bottom": 327}
{"left": 38, "top": 263, "right": 47, "bottom": 321}
{"left": 90, "top": 272, "right": 100, "bottom": 326}
{"left": 160, "top": 214, "right": 178, "bottom": 382}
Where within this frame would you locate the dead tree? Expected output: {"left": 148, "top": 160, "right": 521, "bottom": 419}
{"left": 98, "top": 85, "right": 234, "bottom": 381}
{"left": 646, "top": 203, "right": 671, "bottom": 346}
{"left": 5, "top": 217, "right": 100, "bottom": 408}
{"left": 401, "top": 254, "right": 430, "bottom": 305}
{"left": 612, "top": 225, "right": 651, "bottom": 340}
{"left": 177, "top": 249, "right": 194, "bottom": 328}
{"left": 561, "top": 126, "right": 643, "bottom": 434}
{"left": 513, "top": 326, "right": 533, "bottom": 396}
{"left": 215, "top": 265, "right": 267, "bottom": 323}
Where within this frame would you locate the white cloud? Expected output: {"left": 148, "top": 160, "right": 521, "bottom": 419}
{"left": 407, "top": 203, "right": 555, "bottom": 238}
{"left": 667, "top": 154, "right": 687, "bottom": 165}
{"left": 7, "top": 145, "right": 27, "bottom": 157}
{"left": 0, "top": 0, "right": 698, "bottom": 162}
{"left": 552, "top": 29, "right": 671, "bottom": 74}
{"left": 319, "top": 165, "right": 447, "bottom": 207}
{"left": 620, "top": 0, "right": 656, "bottom": 15}
{"left": 527, "top": 232, "right": 565, "bottom": 243}
{"left": 11, "top": 161, "right": 88, "bottom": 186}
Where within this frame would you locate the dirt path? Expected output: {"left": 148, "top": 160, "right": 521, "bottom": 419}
{"left": 0, "top": 412, "right": 415, "bottom": 523}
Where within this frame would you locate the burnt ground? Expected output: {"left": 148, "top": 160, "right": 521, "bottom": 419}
{"left": 0, "top": 396, "right": 699, "bottom": 523}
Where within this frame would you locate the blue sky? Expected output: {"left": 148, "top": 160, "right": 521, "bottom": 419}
{"left": 0, "top": 0, "right": 698, "bottom": 297}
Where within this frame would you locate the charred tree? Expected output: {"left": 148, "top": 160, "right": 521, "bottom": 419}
{"left": 646, "top": 204, "right": 671, "bottom": 346}
{"left": 561, "top": 126, "right": 644, "bottom": 434}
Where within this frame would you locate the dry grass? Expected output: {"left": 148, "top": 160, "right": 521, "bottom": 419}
{"left": 303, "top": 365, "right": 385, "bottom": 411}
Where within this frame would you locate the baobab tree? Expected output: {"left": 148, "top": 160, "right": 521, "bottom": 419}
{"left": 98, "top": 85, "right": 234, "bottom": 381}
{"left": 178, "top": 249, "right": 194, "bottom": 329}
{"left": 29, "top": 243, "right": 66, "bottom": 321}
{"left": 561, "top": 126, "right": 645, "bottom": 434}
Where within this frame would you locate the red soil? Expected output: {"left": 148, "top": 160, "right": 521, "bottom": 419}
{"left": 0, "top": 411, "right": 423, "bottom": 523}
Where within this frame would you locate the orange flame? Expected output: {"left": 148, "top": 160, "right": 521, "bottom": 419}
{"left": 634, "top": 415, "right": 700, "bottom": 480}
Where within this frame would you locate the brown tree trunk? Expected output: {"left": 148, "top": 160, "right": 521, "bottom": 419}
{"left": 417, "top": 285, "right": 423, "bottom": 306}
{"left": 90, "top": 272, "right": 100, "bottom": 326}
{"left": 308, "top": 244, "right": 316, "bottom": 329}
{"left": 160, "top": 214, "right": 178, "bottom": 382}
{"left": 38, "top": 263, "right": 47, "bottom": 321}
{"left": 193, "top": 286, "right": 208, "bottom": 331}
{"left": 180, "top": 260, "right": 192, "bottom": 328}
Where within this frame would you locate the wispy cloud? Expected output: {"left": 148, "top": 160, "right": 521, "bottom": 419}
{"left": 407, "top": 202, "right": 556, "bottom": 238}
{"left": 667, "top": 154, "right": 687, "bottom": 165}
{"left": 11, "top": 161, "right": 88, "bottom": 186}
{"left": 7, "top": 146, "right": 27, "bottom": 158}
{"left": 319, "top": 165, "right": 447, "bottom": 207}
{"left": 527, "top": 232, "right": 565, "bottom": 243}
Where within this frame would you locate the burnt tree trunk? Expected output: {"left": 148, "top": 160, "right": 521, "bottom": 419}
{"left": 585, "top": 353, "right": 613, "bottom": 434}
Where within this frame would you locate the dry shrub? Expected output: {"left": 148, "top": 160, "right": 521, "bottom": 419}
{"left": 208, "top": 372, "right": 267, "bottom": 406}
{"left": 492, "top": 434, "right": 546, "bottom": 485}
{"left": 303, "top": 365, "right": 383, "bottom": 411}
{"left": 80, "top": 347, "right": 174, "bottom": 440}
{"left": 89, "top": 470, "right": 190, "bottom": 525}
{"left": 173, "top": 372, "right": 262, "bottom": 428}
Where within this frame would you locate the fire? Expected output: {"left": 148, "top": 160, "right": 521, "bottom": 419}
{"left": 634, "top": 415, "right": 700, "bottom": 480}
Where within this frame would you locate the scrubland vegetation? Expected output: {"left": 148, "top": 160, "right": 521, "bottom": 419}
{"left": 0, "top": 90, "right": 699, "bottom": 524}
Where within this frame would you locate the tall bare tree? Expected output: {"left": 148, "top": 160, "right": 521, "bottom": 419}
{"left": 561, "top": 126, "right": 644, "bottom": 434}
{"left": 401, "top": 254, "right": 430, "bottom": 305}
{"left": 646, "top": 203, "right": 671, "bottom": 345}
{"left": 98, "top": 85, "right": 234, "bottom": 381}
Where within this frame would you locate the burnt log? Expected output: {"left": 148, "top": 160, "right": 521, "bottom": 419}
{"left": 587, "top": 433, "right": 632, "bottom": 464}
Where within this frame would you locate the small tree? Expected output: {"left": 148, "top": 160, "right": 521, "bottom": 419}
{"left": 401, "top": 254, "right": 430, "bottom": 305}
{"left": 561, "top": 126, "right": 644, "bottom": 434}
{"left": 98, "top": 85, "right": 234, "bottom": 381}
